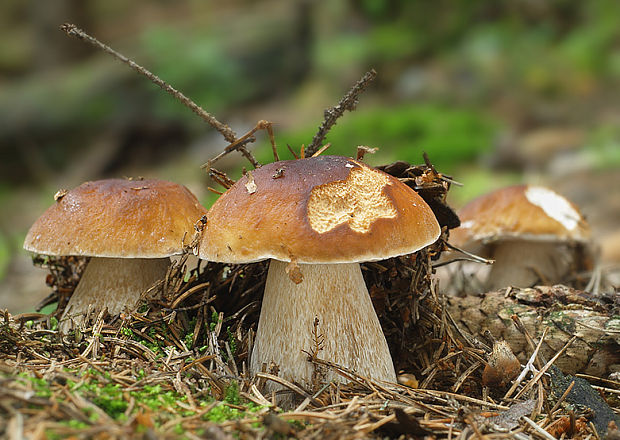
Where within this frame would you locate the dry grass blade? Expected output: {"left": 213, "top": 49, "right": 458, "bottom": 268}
{"left": 514, "top": 336, "right": 577, "bottom": 400}
{"left": 522, "top": 416, "right": 557, "bottom": 440}
{"left": 504, "top": 327, "right": 549, "bottom": 400}
{"left": 254, "top": 372, "right": 321, "bottom": 405}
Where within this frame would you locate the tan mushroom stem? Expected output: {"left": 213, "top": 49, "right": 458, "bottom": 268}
{"left": 250, "top": 260, "right": 396, "bottom": 403}
{"left": 60, "top": 257, "right": 169, "bottom": 332}
{"left": 485, "top": 240, "right": 572, "bottom": 290}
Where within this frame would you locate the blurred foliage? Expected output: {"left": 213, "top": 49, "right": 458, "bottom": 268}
{"left": 2, "top": 0, "right": 620, "bottom": 183}
{"left": 195, "top": 103, "right": 498, "bottom": 209}
{"left": 2, "top": 0, "right": 620, "bottom": 297}
{"left": 0, "top": 235, "right": 9, "bottom": 280}
{"left": 256, "top": 104, "right": 498, "bottom": 170}
{"left": 138, "top": 27, "right": 248, "bottom": 120}
{"left": 447, "top": 167, "right": 521, "bottom": 208}
{"left": 584, "top": 126, "right": 620, "bottom": 170}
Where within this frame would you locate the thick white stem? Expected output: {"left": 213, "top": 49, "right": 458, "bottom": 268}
{"left": 486, "top": 240, "right": 571, "bottom": 290}
{"left": 60, "top": 257, "right": 169, "bottom": 332}
{"left": 250, "top": 260, "right": 396, "bottom": 402}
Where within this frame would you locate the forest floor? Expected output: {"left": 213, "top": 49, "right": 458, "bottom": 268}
{"left": 1, "top": 155, "right": 618, "bottom": 439}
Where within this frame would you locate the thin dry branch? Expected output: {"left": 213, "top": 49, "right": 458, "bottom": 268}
{"left": 60, "top": 23, "right": 237, "bottom": 143}
{"left": 60, "top": 23, "right": 266, "bottom": 180}
{"left": 200, "top": 120, "right": 284, "bottom": 186}
{"left": 306, "top": 69, "right": 377, "bottom": 156}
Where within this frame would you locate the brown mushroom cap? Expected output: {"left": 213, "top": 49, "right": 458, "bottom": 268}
{"left": 24, "top": 179, "right": 207, "bottom": 258}
{"left": 199, "top": 155, "right": 441, "bottom": 264}
{"left": 451, "top": 184, "right": 590, "bottom": 250}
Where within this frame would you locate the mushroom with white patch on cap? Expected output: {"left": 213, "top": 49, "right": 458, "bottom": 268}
{"left": 198, "top": 155, "right": 440, "bottom": 403}
{"left": 24, "top": 179, "right": 207, "bottom": 331}
{"left": 449, "top": 184, "right": 594, "bottom": 291}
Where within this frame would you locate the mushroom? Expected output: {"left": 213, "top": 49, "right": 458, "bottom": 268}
{"left": 24, "top": 179, "right": 207, "bottom": 331}
{"left": 198, "top": 155, "right": 440, "bottom": 401}
{"left": 449, "top": 184, "right": 593, "bottom": 291}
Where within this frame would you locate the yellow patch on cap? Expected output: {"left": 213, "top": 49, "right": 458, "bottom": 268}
{"left": 307, "top": 166, "right": 397, "bottom": 234}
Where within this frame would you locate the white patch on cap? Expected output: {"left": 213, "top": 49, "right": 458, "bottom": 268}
{"left": 525, "top": 186, "right": 580, "bottom": 231}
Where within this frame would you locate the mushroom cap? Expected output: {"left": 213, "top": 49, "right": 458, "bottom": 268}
{"left": 24, "top": 179, "right": 207, "bottom": 258}
{"left": 199, "top": 155, "right": 441, "bottom": 264}
{"left": 451, "top": 184, "right": 590, "bottom": 251}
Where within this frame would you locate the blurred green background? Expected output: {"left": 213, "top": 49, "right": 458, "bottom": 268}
{"left": 1, "top": 0, "right": 619, "bottom": 311}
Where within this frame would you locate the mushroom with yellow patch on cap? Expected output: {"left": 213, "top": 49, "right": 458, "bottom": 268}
{"left": 199, "top": 155, "right": 440, "bottom": 403}
{"left": 24, "top": 179, "right": 207, "bottom": 331}
{"left": 450, "top": 184, "right": 594, "bottom": 291}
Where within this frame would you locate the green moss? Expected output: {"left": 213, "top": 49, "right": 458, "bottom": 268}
{"left": 209, "top": 310, "right": 220, "bottom": 332}
{"left": 184, "top": 331, "right": 195, "bottom": 349}
{"left": 202, "top": 402, "right": 262, "bottom": 423}
{"left": 17, "top": 372, "right": 52, "bottom": 398}
{"left": 121, "top": 324, "right": 170, "bottom": 354}
{"left": 14, "top": 368, "right": 265, "bottom": 436}
{"left": 134, "top": 384, "right": 184, "bottom": 411}
{"left": 204, "top": 404, "right": 243, "bottom": 423}
{"left": 224, "top": 381, "right": 240, "bottom": 405}
{"left": 70, "top": 379, "right": 128, "bottom": 419}
{"left": 60, "top": 369, "right": 192, "bottom": 422}
{"left": 226, "top": 327, "right": 237, "bottom": 355}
